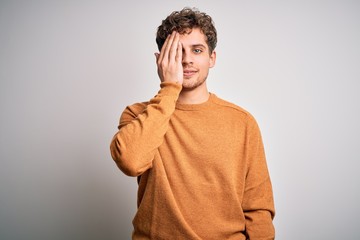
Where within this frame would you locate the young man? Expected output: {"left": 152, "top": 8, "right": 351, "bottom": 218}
{"left": 110, "top": 8, "right": 275, "bottom": 240}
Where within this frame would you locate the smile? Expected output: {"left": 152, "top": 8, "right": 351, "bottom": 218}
{"left": 183, "top": 70, "right": 197, "bottom": 77}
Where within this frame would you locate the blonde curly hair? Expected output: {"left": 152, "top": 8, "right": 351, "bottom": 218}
{"left": 156, "top": 7, "right": 217, "bottom": 53}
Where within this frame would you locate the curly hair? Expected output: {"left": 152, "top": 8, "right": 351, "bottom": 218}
{"left": 156, "top": 7, "right": 217, "bottom": 53}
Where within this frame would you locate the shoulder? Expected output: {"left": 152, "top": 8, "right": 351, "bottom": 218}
{"left": 211, "top": 94, "right": 257, "bottom": 122}
{"left": 118, "top": 101, "right": 149, "bottom": 126}
{"left": 211, "top": 94, "right": 262, "bottom": 134}
{"left": 124, "top": 101, "right": 149, "bottom": 116}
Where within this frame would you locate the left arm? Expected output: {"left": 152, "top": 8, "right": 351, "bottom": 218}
{"left": 242, "top": 116, "right": 275, "bottom": 239}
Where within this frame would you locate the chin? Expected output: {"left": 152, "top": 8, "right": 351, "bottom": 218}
{"left": 182, "top": 78, "right": 206, "bottom": 90}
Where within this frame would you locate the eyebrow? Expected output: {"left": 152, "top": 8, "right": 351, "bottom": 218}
{"left": 191, "top": 44, "right": 207, "bottom": 49}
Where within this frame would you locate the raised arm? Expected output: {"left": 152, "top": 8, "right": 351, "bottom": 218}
{"left": 110, "top": 32, "right": 183, "bottom": 177}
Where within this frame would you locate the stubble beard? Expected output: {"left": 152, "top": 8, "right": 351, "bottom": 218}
{"left": 181, "top": 75, "right": 208, "bottom": 91}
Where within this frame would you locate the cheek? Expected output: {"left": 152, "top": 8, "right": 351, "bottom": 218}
{"left": 198, "top": 58, "right": 212, "bottom": 68}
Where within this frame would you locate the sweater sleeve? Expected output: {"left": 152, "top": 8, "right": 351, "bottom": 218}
{"left": 110, "top": 82, "right": 182, "bottom": 177}
{"left": 242, "top": 116, "right": 275, "bottom": 239}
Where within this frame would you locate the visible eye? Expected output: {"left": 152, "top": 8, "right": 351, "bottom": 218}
{"left": 193, "top": 49, "right": 203, "bottom": 54}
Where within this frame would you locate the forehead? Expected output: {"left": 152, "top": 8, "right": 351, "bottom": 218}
{"left": 179, "top": 28, "right": 208, "bottom": 48}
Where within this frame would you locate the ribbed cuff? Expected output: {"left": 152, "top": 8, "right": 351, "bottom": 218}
{"left": 158, "top": 82, "right": 182, "bottom": 97}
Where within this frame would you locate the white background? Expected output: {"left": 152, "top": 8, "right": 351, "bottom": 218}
{"left": 1, "top": 0, "right": 359, "bottom": 239}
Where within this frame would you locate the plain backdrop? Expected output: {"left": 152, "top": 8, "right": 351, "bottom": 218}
{"left": 1, "top": 0, "right": 359, "bottom": 239}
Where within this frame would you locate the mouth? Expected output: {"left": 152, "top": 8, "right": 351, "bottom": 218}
{"left": 183, "top": 69, "right": 198, "bottom": 78}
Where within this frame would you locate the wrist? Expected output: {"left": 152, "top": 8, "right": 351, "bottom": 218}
{"left": 159, "top": 82, "right": 182, "bottom": 96}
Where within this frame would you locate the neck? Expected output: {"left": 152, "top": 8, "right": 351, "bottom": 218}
{"left": 177, "top": 82, "right": 209, "bottom": 104}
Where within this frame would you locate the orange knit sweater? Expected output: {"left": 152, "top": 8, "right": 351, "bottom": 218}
{"left": 110, "top": 82, "right": 275, "bottom": 239}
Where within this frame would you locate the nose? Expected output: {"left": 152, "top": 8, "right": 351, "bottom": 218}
{"left": 182, "top": 50, "right": 193, "bottom": 65}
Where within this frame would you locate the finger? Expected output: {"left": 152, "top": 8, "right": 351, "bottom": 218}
{"left": 161, "top": 31, "right": 176, "bottom": 63}
{"left": 158, "top": 34, "right": 170, "bottom": 63}
{"left": 169, "top": 32, "right": 180, "bottom": 63}
{"left": 175, "top": 41, "right": 182, "bottom": 63}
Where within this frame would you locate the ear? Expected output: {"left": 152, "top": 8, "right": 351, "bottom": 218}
{"left": 209, "top": 50, "right": 216, "bottom": 68}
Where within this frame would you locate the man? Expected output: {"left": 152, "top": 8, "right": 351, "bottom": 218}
{"left": 110, "top": 7, "right": 275, "bottom": 239}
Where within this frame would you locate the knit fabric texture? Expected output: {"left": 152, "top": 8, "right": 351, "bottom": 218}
{"left": 110, "top": 82, "right": 275, "bottom": 239}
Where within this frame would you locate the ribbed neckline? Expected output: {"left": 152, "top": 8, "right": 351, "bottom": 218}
{"left": 175, "top": 93, "right": 216, "bottom": 111}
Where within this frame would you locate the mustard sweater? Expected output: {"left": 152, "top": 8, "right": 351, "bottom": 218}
{"left": 110, "top": 82, "right": 275, "bottom": 240}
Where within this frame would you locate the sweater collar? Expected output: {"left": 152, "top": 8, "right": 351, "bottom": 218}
{"left": 175, "top": 93, "right": 216, "bottom": 111}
